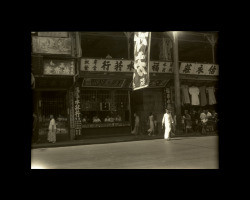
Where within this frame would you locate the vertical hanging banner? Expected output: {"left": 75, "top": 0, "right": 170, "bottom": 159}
{"left": 133, "top": 32, "right": 151, "bottom": 90}
{"left": 74, "top": 87, "right": 82, "bottom": 137}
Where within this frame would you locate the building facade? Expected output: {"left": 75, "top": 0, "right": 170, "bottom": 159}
{"left": 31, "top": 31, "right": 219, "bottom": 143}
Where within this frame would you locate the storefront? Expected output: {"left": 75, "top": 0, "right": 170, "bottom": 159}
{"left": 77, "top": 59, "right": 133, "bottom": 138}
{"left": 78, "top": 87, "right": 131, "bottom": 138}
{"left": 178, "top": 62, "right": 219, "bottom": 113}
{"left": 32, "top": 58, "right": 76, "bottom": 143}
{"left": 79, "top": 58, "right": 174, "bottom": 137}
{"left": 31, "top": 31, "right": 82, "bottom": 143}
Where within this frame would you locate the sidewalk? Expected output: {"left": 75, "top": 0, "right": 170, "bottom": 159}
{"left": 31, "top": 131, "right": 218, "bottom": 149}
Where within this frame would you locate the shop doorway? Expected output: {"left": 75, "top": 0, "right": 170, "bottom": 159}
{"left": 130, "top": 90, "right": 144, "bottom": 133}
{"left": 37, "top": 91, "right": 69, "bottom": 142}
{"left": 130, "top": 88, "right": 164, "bottom": 135}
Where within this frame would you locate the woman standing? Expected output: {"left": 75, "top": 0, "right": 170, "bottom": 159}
{"left": 48, "top": 115, "right": 56, "bottom": 143}
{"left": 147, "top": 112, "right": 154, "bottom": 136}
{"left": 131, "top": 113, "right": 140, "bottom": 136}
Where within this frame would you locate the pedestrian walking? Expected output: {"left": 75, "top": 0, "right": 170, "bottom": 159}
{"left": 131, "top": 113, "right": 140, "bottom": 136}
{"left": 48, "top": 115, "right": 56, "bottom": 143}
{"left": 147, "top": 112, "right": 154, "bottom": 136}
{"left": 170, "top": 110, "right": 176, "bottom": 137}
{"left": 162, "top": 108, "right": 174, "bottom": 140}
{"left": 153, "top": 115, "right": 158, "bottom": 136}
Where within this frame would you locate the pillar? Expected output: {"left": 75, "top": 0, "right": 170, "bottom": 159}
{"left": 173, "top": 32, "right": 182, "bottom": 133}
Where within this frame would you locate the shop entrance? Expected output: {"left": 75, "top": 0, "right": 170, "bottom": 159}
{"left": 130, "top": 88, "right": 164, "bottom": 135}
{"left": 130, "top": 90, "right": 143, "bottom": 131}
{"left": 37, "top": 90, "right": 69, "bottom": 142}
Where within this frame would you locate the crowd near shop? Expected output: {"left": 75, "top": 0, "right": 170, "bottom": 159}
{"left": 31, "top": 31, "right": 219, "bottom": 144}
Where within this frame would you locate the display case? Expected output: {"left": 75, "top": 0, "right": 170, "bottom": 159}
{"left": 80, "top": 89, "right": 130, "bottom": 128}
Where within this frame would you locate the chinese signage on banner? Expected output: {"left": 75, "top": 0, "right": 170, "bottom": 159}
{"left": 133, "top": 32, "right": 151, "bottom": 90}
{"left": 82, "top": 78, "right": 125, "bottom": 88}
{"left": 74, "top": 87, "right": 82, "bottom": 136}
{"left": 32, "top": 36, "right": 72, "bottom": 54}
{"left": 43, "top": 59, "right": 75, "bottom": 75}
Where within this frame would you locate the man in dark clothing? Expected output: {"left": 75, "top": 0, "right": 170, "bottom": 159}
{"left": 190, "top": 109, "right": 199, "bottom": 133}
{"left": 32, "top": 113, "right": 39, "bottom": 143}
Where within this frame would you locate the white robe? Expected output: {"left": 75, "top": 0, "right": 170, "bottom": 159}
{"left": 162, "top": 113, "right": 172, "bottom": 139}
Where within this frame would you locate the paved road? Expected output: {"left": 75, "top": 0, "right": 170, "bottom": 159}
{"left": 31, "top": 136, "right": 219, "bottom": 169}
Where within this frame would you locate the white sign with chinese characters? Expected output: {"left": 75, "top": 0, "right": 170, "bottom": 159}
{"left": 133, "top": 32, "right": 151, "bottom": 90}
{"left": 81, "top": 58, "right": 173, "bottom": 73}
{"left": 80, "top": 58, "right": 219, "bottom": 76}
{"left": 43, "top": 59, "right": 75, "bottom": 75}
{"left": 179, "top": 62, "right": 219, "bottom": 76}
{"left": 81, "top": 59, "right": 135, "bottom": 72}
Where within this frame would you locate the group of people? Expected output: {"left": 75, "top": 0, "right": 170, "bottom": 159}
{"left": 131, "top": 109, "right": 175, "bottom": 140}
{"left": 32, "top": 108, "right": 218, "bottom": 144}
{"left": 181, "top": 109, "right": 218, "bottom": 133}
{"left": 131, "top": 108, "right": 218, "bottom": 139}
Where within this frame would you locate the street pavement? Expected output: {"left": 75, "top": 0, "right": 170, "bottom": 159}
{"left": 31, "top": 136, "right": 219, "bottom": 169}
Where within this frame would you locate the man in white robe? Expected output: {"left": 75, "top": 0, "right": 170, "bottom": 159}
{"left": 162, "top": 109, "right": 174, "bottom": 140}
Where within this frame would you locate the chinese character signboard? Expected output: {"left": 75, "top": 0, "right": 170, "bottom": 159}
{"left": 80, "top": 58, "right": 218, "bottom": 76}
{"left": 74, "top": 87, "right": 82, "bottom": 136}
{"left": 82, "top": 78, "right": 125, "bottom": 88}
{"left": 149, "top": 79, "right": 170, "bottom": 88}
{"left": 43, "top": 59, "right": 75, "bottom": 75}
{"left": 81, "top": 59, "right": 135, "bottom": 72}
{"left": 133, "top": 32, "right": 151, "bottom": 90}
{"left": 179, "top": 62, "right": 219, "bottom": 76}
{"left": 32, "top": 36, "right": 72, "bottom": 54}
{"left": 129, "top": 79, "right": 169, "bottom": 88}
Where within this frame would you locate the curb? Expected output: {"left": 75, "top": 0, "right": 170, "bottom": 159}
{"left": 31, "top": 132, "right": 218, "bottom": 149}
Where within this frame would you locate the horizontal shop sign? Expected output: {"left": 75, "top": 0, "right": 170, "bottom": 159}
{"left": 81, "top": 58, "right": 173, "bottom": 73}
{"left": 32, "top": 36, "right": 72, "bottom": 54}
{"left": 82, "top": 78, "right": 125, "bottom": 88}
{"left": 81, "top": 58, "right": 219, "bottom": 76}
{"left": 38, "top": 32, "right": 68, "bottom": 38}
{"left": 179, "top": 62, "right": 219, "bottom": 76}
{"left": 129, "top": 79, "right": 170, "bottom": 88}
{"left": 43, "top": 59, "right": 75, "bottom": 75}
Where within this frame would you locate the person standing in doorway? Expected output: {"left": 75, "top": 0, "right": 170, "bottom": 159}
{"left": 32, "top": 113, "right": 39, "bottom": 144}
{"left": 162, "top": 108, "right": 174, "bottom": 140}
{"left": 48, "top": 115, "right": 56, "bottom": 143}
{"left": 131, "top": 113, "right": 140, "bottom": 136}
{"left": 147, "top": 112, "right": 154, "bottom": 136}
